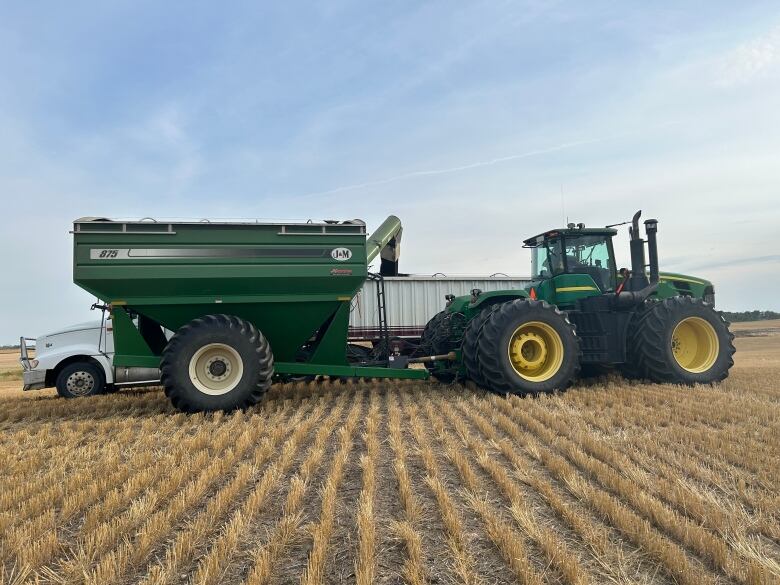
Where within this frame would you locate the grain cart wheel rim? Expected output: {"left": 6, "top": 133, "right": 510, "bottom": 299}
{"left": 65, "top": 370, "right": 96, "bottom": 396}
{"left": 507, "top": 321, "right": 564, "bottom": 382}
{"left": 671, "top": 317, "right": 719, "bottom": 373}
{"left": 188, "top": 343, "right": 244, "bottom": 395}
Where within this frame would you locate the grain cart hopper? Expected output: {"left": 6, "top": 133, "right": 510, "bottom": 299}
{"left": 423, "top": 211, "right": 735, "bottom": 393}
{"left": 72, "top": 215, "right": 429, "bottom": 411}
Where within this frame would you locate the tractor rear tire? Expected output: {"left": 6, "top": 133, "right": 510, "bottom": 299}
{"left": 477, "top": 299, "right": 580, "bottom": 395}
{"left": 462, "top": 305, "right": 498, "bottom": 388}
{"left": 619, "top": 301, "right": 654, "bottom": 380}
{"left": 161, "top": 314, "right": 274, "bottom": 412}
{"left": 630, "top": 297, "right": 734, "bottom": 385}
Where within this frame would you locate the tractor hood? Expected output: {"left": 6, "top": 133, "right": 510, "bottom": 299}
{"left": 658, "top": 272, "right": 711, "bottom": 288}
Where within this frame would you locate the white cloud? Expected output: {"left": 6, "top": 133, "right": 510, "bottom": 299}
{"left": 714, "top": 24, "right": 780, "bottom": 87}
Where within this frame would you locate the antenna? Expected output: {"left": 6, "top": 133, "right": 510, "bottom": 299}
{"left": 560, "top": 185, "right": 566, "bottom": 226}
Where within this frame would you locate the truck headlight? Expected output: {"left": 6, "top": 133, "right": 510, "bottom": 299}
{"left": 29, "top": 359, "right": 39, "bottom": 369}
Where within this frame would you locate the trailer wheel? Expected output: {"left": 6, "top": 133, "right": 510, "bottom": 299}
{"left": 462, "top": 305, "right": 498, "bottom": 388}
{"left": 161, "top": 314, "right": 274, "bottom": 412}
{"left": 56, "top": 361, "right": 106, "bottom": 398}
{"left": 630, "top": 297, "right": 734, "bottom": 385}
{"left": 477, "top": 299, "right": 579, "bottom": 395}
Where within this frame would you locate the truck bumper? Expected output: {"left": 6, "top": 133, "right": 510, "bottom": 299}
{"left": 22, "top": 369, "right": 46, "bottom": 391}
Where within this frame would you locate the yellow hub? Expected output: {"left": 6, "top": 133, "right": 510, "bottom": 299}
{"left": 508, "top": 321, "right": 564, "bottom": 382}
{"left": 671, "top": 317, "right": 719, "bottom": 373}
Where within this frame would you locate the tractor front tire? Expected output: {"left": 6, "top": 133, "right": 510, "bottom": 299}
{"left": 420, "top": 311, "right": 456, "bottom": 383}
{"left": 420, "top": 312, "right": 446, "bottom": 351}
{"left": 630, "top": 297, "right": 734, "bottom": 385}
{"left": 161, "top": 314, "right": 274, "bottom": 412}
{"left": 477, "top": 299, "right": 580, "bottom": 395}
{"left": 462, "top": 305, "right": 498, "bottom": 388}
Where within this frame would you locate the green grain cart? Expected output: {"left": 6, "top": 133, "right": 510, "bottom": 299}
{"left": 73, "top": 215, "right": 433, "bottom": 412}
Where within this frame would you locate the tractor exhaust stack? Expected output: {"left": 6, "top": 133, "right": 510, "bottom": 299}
{"left": 628, "top": 210, "right": 650, "bottom": 291}
{"left": 644, "top": 218, "right": 659, "bottom": 284}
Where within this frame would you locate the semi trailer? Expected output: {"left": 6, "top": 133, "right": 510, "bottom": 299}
{"left": 19, "top": 212, "right": 731, "bottom": 410}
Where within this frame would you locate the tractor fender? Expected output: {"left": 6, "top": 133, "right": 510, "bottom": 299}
{"left": 469, "top": 289, "right": 529, "bottom": 311}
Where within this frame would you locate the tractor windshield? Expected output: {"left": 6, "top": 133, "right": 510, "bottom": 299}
{"left": 562, "top": 234, "right": 616, "bottom": 291}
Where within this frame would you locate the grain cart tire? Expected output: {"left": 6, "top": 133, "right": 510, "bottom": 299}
{"left": 56, "top": 361, "right": 106, "bottom": 398}
{"left": 161, "top": 314, "right": 274, "bottom": 412}
{"left": 462, "top": 305, "right": 499, "bottom": 388}
{"left": 420, "top": 311, "right": 456, "bottom": 382}
{"left": 631, "top": 297, "right": 734, "bottom": 385}
{"left": 477, "top": 299, "right": 579, "bottom": 395}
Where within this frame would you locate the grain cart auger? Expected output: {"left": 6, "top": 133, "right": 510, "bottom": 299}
{"left": 71, "top": 215, "right": 434, "bottom": 412}
{"left": 424, "top": 210, "right": 735, "bottom": 394}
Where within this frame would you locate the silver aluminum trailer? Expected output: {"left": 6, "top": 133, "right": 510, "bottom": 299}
{"left": 348, "top": 275, "right": 531, "bottom": 342}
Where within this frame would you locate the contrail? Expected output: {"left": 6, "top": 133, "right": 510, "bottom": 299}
{"left": 291, "top": 128, "right": 664, "bottom": 199}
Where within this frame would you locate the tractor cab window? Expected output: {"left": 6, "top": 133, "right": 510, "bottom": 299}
{"left": 562, "top": 235, "right": 615, "bottom": 291}
{"left": 531, "top": 236, "right": 565, "bottom": 280}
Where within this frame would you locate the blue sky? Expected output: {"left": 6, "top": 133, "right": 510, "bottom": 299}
{"left": 2, "top": 2, "right": 780, "bottom": 341}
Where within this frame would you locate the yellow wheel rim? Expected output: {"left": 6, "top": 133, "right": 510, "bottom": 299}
{"left": 671, "top": 317, "right": 719, "bottom": 373}
{"left": 507, "top": 321, "right": 564, "bottom": 382}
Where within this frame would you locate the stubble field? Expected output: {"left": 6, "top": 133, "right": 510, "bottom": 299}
{"left": 0, "top": 323, "right": 779, "bottom": 585}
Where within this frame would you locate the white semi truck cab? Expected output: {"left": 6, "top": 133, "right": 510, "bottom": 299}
{"left": 20, "top": 317, "right": 161, "bottom": 397}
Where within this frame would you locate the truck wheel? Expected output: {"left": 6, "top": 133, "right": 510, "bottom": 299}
{"left": 56, "top": 361, "right": 106, "bottom": 398}
{"left": 477, "top": 299, "right": 580, "bottom": 395}
{"left": 462, "top": 305, "right": 498, "bottom": 388}
{"left": 631, "top": 297, "right": 734, "bottom": 385}
{"left": 161, "top": 314, "right": 274, "bottom": 412}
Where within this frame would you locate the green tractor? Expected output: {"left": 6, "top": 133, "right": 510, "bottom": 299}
{"left": 423, "top": 211, "right": 735, "bottom": 393}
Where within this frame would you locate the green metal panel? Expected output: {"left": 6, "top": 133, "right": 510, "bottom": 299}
{"left": 469, "top": 289, "right": 529, "bottom": 312}
{"left": 111, "top": 307, "right": 162, "bottom": 368}
{"left": 308, "top": 302, "right": 351, "bottom": 365}
{"left": 544, "top": 274, "right": 601, "bottom": 307}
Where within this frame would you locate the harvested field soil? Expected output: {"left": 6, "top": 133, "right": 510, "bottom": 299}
{"left": 1, "top": 323, "right": 779, "bottom": 584}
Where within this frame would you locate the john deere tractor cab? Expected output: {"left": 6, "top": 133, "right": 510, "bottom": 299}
{"left": 423, "top": 211, "right": 734, "bottom": 395}
{"left": 527, "top": 226, "right": 618, "bottom": 302}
